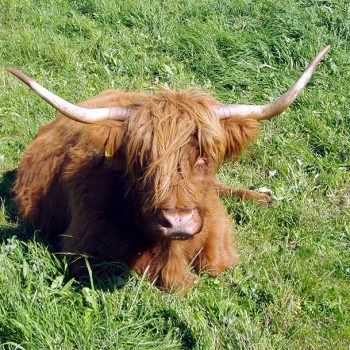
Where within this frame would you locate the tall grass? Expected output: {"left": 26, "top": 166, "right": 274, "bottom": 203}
{"left": 0, "top": 0, "right": 349, "bottom": 349}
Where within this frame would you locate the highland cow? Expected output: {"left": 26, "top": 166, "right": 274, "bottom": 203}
{"left": 9, "top": 46, "right": 329, "bottom": 293}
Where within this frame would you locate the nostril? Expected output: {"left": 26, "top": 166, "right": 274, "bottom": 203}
{"left": 158, "top": 215, "right": 172, "bottom": 228}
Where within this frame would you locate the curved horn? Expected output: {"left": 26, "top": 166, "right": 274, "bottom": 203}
{"left": 7, "top": 68, "right": 132, "bottom": 123}
{"left": 215, "top": 46, "right": 330, "bottom": 120}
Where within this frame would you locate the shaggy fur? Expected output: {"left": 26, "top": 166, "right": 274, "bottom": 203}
{"left": 14, "top": 88, "right": 261, "bottom": 293}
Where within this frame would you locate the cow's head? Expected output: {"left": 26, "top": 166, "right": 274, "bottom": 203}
{"left": 8, "top": 46, "right": 329, "bottom": 241}
{"left": 121, "top": 89, "right": 260, "bottom": 240}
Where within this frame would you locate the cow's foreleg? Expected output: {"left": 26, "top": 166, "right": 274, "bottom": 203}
{"left": 213, "top": 179, "right": 272, "bottom": 204}
{"left": 160, "top": 242, "right": 198, "bottom": 294}
{"left": 195, "top": 202, "right": 239, "bottom": 276}
{"left": 197, "top": 232, "right": 239, "bottom": 277}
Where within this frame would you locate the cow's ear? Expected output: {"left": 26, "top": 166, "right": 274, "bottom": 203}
{"left": 85, "top": 121, "right": 125, "bottom": 158}
{"left": 220, "top": 118, "right": 260, "bottom": 159}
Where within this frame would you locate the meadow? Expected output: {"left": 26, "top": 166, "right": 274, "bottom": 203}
{"left": 0, "top": 0, "right": 349, "bottom": 349}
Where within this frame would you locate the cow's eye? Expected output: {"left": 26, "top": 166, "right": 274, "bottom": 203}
{"left": 194, "top": 157, "right": 207, "bottom": 169}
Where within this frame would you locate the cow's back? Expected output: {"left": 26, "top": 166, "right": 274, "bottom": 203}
{"left": 14, "top": 116, "right": 80, "bottom": 237}
{"left": 14, "top": 89, "right": 146, "bottom": 239}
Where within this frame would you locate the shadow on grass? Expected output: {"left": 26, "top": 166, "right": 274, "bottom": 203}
{"left": 66, "top": 255, "right": 132, "bottom": 292}
{"left": 0, "top": 169, "right": 131, "bottom": 291}
{"left": 0, "top": 170, "right": 35, "bottom": 243}
{"left": 157, "top": 308, "right": 197, "bottom": 349}
{"left": 0, "top": 169, "right": 32, "bottom": 243}
{"left": 0, "top": 169, "right": 17, "bottom": 221}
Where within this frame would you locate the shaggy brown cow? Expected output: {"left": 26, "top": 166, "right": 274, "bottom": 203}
{"left": 9, "top": 46, "right": 329, "bottom": 293}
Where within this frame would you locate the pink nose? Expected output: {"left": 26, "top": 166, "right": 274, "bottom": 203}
{"left": 157, "top": 208, "right": 203, "bottom": 239}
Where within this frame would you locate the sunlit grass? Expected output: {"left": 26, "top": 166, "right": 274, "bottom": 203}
{"left": 0, "top": 0, "right": 349, "bottom": 349}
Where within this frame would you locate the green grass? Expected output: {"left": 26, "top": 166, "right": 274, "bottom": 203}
{"left": 0, "top": 0, "right": 349, "bottom": 349}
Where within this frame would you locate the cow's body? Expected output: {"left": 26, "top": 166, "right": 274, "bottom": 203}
{"left": 14, "top": 89, "right": 246, "bottom": 292}
{"left": 11, "top": 47, "right": 328, "bottom": 292}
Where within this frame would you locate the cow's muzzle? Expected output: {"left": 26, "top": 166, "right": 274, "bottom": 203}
{"left": 156, "top": 208, "right": 203, "bottom": 240}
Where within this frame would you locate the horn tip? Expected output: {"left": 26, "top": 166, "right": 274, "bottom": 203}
{"left": 319, "top": 45, "right": 331, "bottom": 58}
{"left": 323, "top": 45, "right": 331, "bottom": 53}
{"left": 7, "top": 67, "right": 20, "bottom": 76}
{"left": 7, "top": 68, "right": 33, "bottom": 87}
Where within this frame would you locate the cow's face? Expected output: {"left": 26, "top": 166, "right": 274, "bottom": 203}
{"left": 128, "top": 147, "right": 216, "bottom": 240}
{"left": 120, "top": 89, "right": 258, "bottom": 241}
{"left": 125, "top": 135, "right": 219, "bottom": 241}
